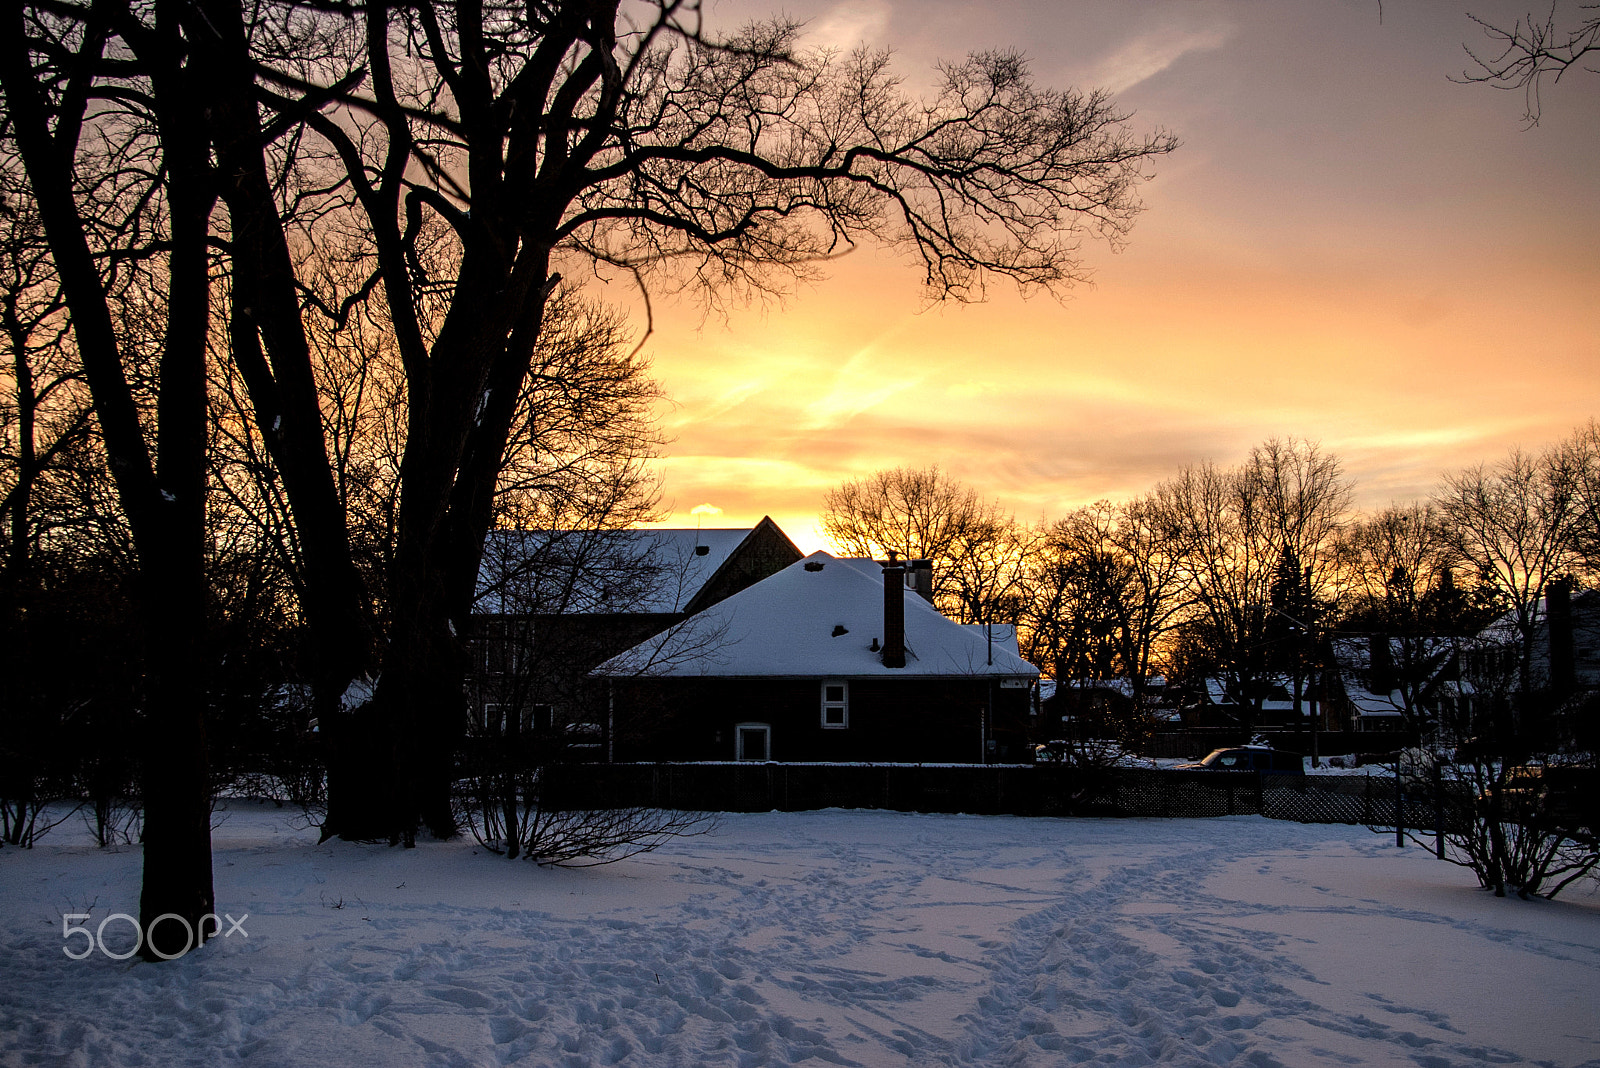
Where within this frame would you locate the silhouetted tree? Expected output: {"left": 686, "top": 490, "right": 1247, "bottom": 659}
{"left": 822, "top": 465, "right": 1031, "bottom": 624}
{"left": 1459, "top": 6, "right": 1600, "bottom": 124}
{"left": 1021, "top": 498, "right": 1184, "bottom": 713}
{"left": 3, "top": 0, "right": 1178, "bottom": 862}
{"left": 1, "top": 2, "right": 221, "bottom": 956}
{"left": 1156, "top": 439, "right": 1352, "bottom": 730}
{"left": 1436, "top": 442, "right": 1581, "bottom": 710}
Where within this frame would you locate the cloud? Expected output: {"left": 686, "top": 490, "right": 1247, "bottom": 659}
{"left": 807, "top": 0, "right": 893, "bottom": 51}
{"left": 1089, "top": 23, "right": 1231, "bottom": 95}
{"left": 801, "top": 332, "right": 922, "bottom": 430}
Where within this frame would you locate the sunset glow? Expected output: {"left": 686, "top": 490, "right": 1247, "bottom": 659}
{"left": 626, "top": 0, "right": 1600, "bottom": 552}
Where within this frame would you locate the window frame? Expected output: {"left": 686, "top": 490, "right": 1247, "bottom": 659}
{"left": 735, "top": 722, "right": 771, "bottom": 761}
{"left": 820, "top": 679, "right": 849, "bottom": 729}
{"left": 479, "top": 702, "right": 506, "bottom": 737}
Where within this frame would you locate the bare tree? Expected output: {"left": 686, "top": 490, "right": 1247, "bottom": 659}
{"left": 1022, "top": 510, "right": 1133, "bottom": 719}
{"left": 821, "top": 465, "right": 1028, "bottom": 623}
{"left": 3, "top": 0, "right": 1178, "bottom": 860}
{"left": 1156, "top": 439, "right": 1352, "bottom": 730}
{"left": 1559, "top": 419, "right": 1600, "bottom": 579}
{"left": 1385, "top": 744, "right": 1597, "bottom": 899}
{"left": 1459, "top": 5, "right": 1600, "bottom": 123}
{"left": 1436, "top": 443, "right": 1581, "bottom": 705}
{"left": 1022, "top": 498, "right": 1185, "bottom": 742}
{"left": 1335, "top": 503, "right": 1501, "bottom": 739}
{"left": 1, "top": 1, "right": 224, "bottom": 957}
{"left": 0, "top": 174, "right": 95, "bottom": 590}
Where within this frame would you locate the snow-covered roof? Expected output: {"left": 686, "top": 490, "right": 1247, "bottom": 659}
{"left": 1477, "top": 587, "right": 1599, "bottom": 645}
{"left": 1203, "top": 676, "right": 1301, "bottom": 712}
{"left": 594, "top": 551, "right": 1039, "bottom": 680}
{"left": 1327, "top": 636, "right": 1464, "bottom": 717}
{"left": 475, "top": 527, "right": 754, "bottom": 615}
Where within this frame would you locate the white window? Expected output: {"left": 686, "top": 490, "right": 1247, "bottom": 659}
{"left": 479, "top": 703, "right": 506, "bottom": 736}
{"left": 821, "top": 680, "right": 849, "bottom": 729}
{"left": 528, "top": 704, "right": 554, "bottom": 732}
{"left": 475, "top": 618, "right": 522, "bottom": 676}
{"left": 736, "top": 723, "right": 771, "bottom": 761}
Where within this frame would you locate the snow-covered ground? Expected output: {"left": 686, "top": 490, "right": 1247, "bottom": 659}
{"left": 3, "top": 804, "right": 1598, "bottom": 1067}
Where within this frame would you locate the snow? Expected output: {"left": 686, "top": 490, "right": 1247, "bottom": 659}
{"left": 4, "top": 805, "right": 1599, "bottom": 1067}
{"left": 476, "top": 527, "right": 755, "bottom": 616}
{"left": 598, "top": 552, "right": 1037, "bottom": 680}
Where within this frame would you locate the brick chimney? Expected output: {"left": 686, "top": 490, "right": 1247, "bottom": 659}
{"left": 882, "top": 552, "right": 906, "bottom": 668}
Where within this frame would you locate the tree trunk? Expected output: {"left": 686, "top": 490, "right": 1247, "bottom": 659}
{"left": 0, "top": 3, "right": 219, "bottom": 959}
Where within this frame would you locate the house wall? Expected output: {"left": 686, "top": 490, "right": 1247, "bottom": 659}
{"left": 467, "top": 520, "right": 804, "bottom": 744}
{"left": 468, "top": 611, "right": 681, "bottom": 736}
{"left": 684, "top": 518, "right": 804, "bottom": 614}
{"left": 1531, "top": 591, "right": 1600, "bottom": 692}
{"left": 608, "top": 676, "right": 1035, "bottom": 763}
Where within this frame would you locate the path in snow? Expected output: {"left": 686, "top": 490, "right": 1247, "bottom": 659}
{"left": 2, "top": 807, "right": 1598, "bottom": 1067}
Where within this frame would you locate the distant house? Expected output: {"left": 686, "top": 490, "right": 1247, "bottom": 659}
{"left": 1470, "top": 583, "right": 1600, "bottom": 697}
{"left": 467, "top": 518, "right": 803, "bottom": 751}
{"left": 593, "top": 552, "right": 1040, "bottom": 763}
{"left": 1041, "top": 677, "right": 1174, "bottom": 738}
{"left": 1326, "top": 636, "right": 1465, "bottom": 737}
{"left": 1188, "top": 675, "right": 1312, "bottom": 730}
{"left": 1462, "top": 582, "right": 1600, "bottom": 746}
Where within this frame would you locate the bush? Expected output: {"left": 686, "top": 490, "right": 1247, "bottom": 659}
{"left": 1382, "top": 749, "right": 1597, "bottom": 900}
{"left": 454, "top": 741, "right": 713, "bottom": 866}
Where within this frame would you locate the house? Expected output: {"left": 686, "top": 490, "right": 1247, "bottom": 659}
{"left": 1326, "top": 636, "right": 1466, "bottom": 738}
{"left": 1041, "top": 677, "right": 1175, "bottom": 738}
{"left": 1187, "top": 675, "right": 1312, "bottom": 729}
{"left": 1463, "top": 582, "right": 1600, "bottom": 747}
{"left": 467, "top": 518, "right": 803, "bottom": 749}
{"left": 1471, "top": 583, "right": 1600, "bottom": 696}
{"left": 592, "top": 551, "right": 1040, "bottom": 763}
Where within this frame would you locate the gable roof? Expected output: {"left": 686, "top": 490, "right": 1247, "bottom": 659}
{"left": 1327, "top": 635, "right": 1468, "bottom": 716}
{"left": 476, "top": 525, "right": 758, "bottom": 616}
{"left": 594, "top": 551, "right": 1038, "bottom": 679}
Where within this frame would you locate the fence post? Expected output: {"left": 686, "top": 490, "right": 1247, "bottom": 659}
{"left": 1395, "top": 773, "right": 1405, "bottom": 848}
{"left": 1433, "top": 763, "right": 1445, "bottom": 859}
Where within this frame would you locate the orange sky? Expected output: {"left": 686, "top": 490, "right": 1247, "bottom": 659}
{"left": 614, "top": 0, "right": 1600, "bottom": 552}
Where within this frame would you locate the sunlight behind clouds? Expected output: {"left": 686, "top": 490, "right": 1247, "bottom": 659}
{"left": 802, "top": 349, "right": 922, "bottom": 430}
{"left": 807, "top": 0, "right": 892, "bottom": 51}
{"left": 617, "top": 1, "right": 1598, "bottom": 546}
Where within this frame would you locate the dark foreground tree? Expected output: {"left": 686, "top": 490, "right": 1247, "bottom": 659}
{"left": 259, "top": 3, "right": 1175, "bottom": 843}
{"left": 1, "top": 2, "right": 225, "bottom": 956}
{"left": 3, "top": 0, "right": 1178, "bottom": 894}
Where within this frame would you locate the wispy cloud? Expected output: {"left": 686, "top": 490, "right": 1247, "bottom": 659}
{"left": 1089, "top": 24, "right": 1231, "bottom": 95}
{"left": 803, "top": 347, "right": 921, "bottom": 430}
